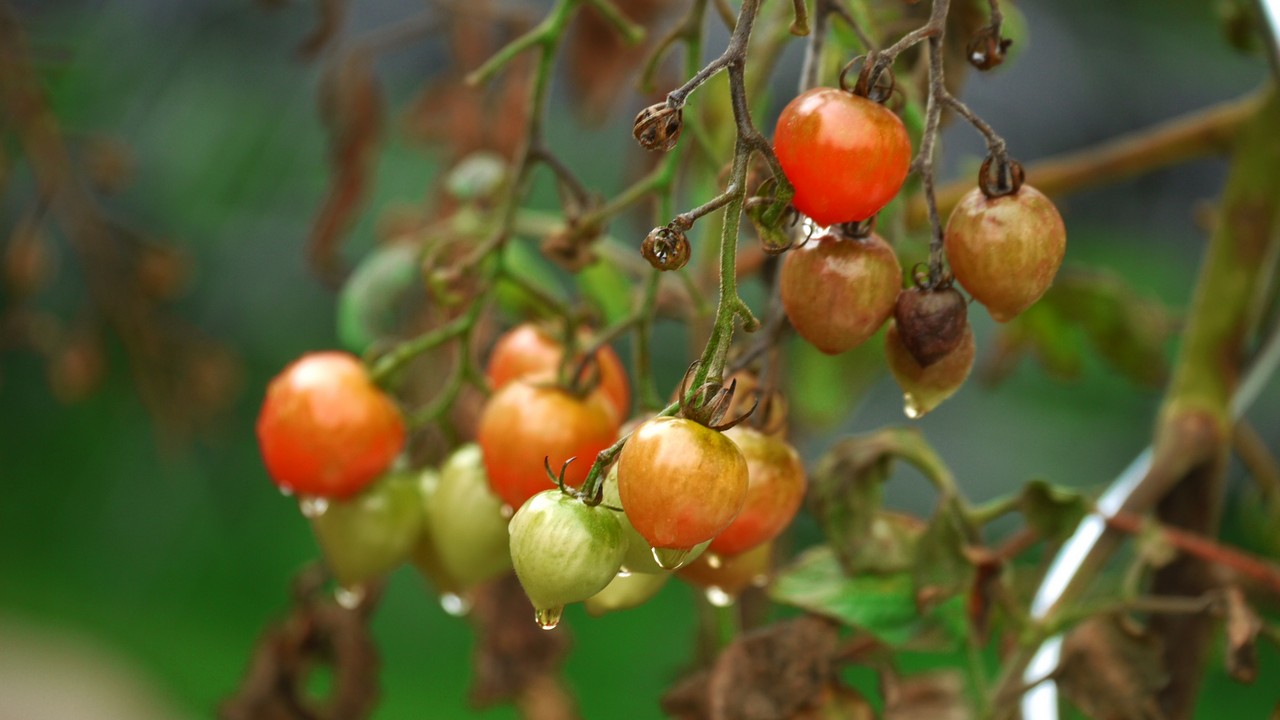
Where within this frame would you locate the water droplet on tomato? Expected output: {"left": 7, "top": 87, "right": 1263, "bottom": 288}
{"left": 439, "top": 592, "right": 472, "bottom": 617}
{"left": 335, "top": 584, "right": 365, "bottom": 609}
{"left": 535, "top": 606, "right": 563, "bottom": 630}
{"left": 299, "top": 495, "right": 330, "bottom": 518}
{"left": 279, "top": 487, "right": 295, "bottom": 498}
{"left": 903, "top": 393, "right": 924, "bottom": 419}
{"left": 617, "top": 567, "right": 632, "bottom": 578}
{"left": 704, "top": 586, "right": 734, "bottom": 607}
{"left": 652, "top": 547, "right": 694, "bottom": 570}
{"left": 706, "top": 553, "right": 724, "bottom": 569}
{"left": 500, "top": 504, "right": 515, "bottom": 520}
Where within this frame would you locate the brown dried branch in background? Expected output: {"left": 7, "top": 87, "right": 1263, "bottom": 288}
{"left": 0, "top": 1, "right": 239, "bottom": 441}
{"left": 221, "top": 566, "right": 382, "bottom": 720}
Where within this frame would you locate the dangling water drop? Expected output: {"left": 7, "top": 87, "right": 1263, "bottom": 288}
{"left": 749, "top": 573, "right": 770, "bottom": 589}
{"left": 706, "top": 553, "right": 723, "bottom": 569}
{"left": 617, "top": 567, "right": 632, "bottom": 578}
{"left": 439, "top": 592, "right": 472, "bottom": 617}
{"left": 299, "top": 495, "right": 330, "bottom": 518}
{"left": 903, "top": 393, "right": 924, "bottom": 419}
{"left": 335, "top": 585, "right": 365, "bottom": 609}
{"left": 278, "top": 487, "right": 295, "bottom": 498}
{"left": 500, "top": 504, "right": 515, "bottom": 520}
{"left": 652, "top": 547, "right": 694, "bottom": 570}
{"left": 704, "top": 586, "right": 735, "bottom": 607}
{"left": 535, "top": 606, "right": 563, "bottom": 630}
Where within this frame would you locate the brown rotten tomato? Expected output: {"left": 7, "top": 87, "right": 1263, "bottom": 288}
{"left": 884, "top": 320, "right": 976, "bottom": 418}
{"left": 256, "top": 351, "right": 405, "bottom": 499}
{"left": 944, "top": 184, "right": 1066, "bottom": 322}
{"left": 780, "top": 232, "right": 902, "bottom": 354}
{"left": 617, "top": 416, "right": 748, "bottom": 561}
{"left": 486, "top": 323, "right": 631, "bottom": 421}
{"left": 707, "top": 426, "right": 806, "bottom": 557}
{"left": 478, "top": 376, "right": 620, "bottom": 509}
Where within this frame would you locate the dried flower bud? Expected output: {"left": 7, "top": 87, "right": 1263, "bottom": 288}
{"left": 893, "top": 285, "right": 969, "bottom": 367}
{"left": 641, "top": 226, "right": 690, "bottom": 271}
{"left": 967, "top": 26, "right": 1013, "bottom": 71}
{"left": 632, "top": 103, "right": 683, "bottom": 152}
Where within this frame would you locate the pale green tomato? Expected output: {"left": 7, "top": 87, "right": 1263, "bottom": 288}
{"left": 310, "top": 469, "right": 423, "bottom": 589}
{"left": 509, "top": 490, "right": 624, "bottom": 619}
{"left": 584, "top": 570, "right": 669, "bottom": 616}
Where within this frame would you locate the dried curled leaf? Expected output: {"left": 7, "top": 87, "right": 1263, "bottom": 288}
{"left": 1223, "top": 585, "right": 1261, "bottom": 684}
{"left": 884, "top": 671, "right": 970, "bottom": 720}
{"left": 1058, "top": 616, "right": 1168, "bottom": 720}
{"left": 662, "top": 616, "right": 840, "bottom": 720}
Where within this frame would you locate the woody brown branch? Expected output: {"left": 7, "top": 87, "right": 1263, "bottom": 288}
{"left": 906, "top": 90, "right": 1265, "bottom": 230}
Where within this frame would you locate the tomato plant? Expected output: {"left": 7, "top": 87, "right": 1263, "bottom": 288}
{"left": 772, "top": 87, "right": 912, "bottom": 227}
{"left": 779, "top": 231, "right": 902, "bottom": 355}
{"left": 486, "top": 323, "right": 632, "bottom": 420}
{"left": 256, "top": 351, "right": 406, "bottom": 499}
{"left": 477, "top": 377, "right": 620, "bottom": 509}
{"left": 508, "top": 489, "right": 625, "bottom": 628}
{"left": 707, "top": 426, "right": 806, "bottom": 557}
{"left": 616, "top": 416, "right": 748, "bottom": 559}
{"left": 944, "top": 179, "right": 1067, "bottom": 322}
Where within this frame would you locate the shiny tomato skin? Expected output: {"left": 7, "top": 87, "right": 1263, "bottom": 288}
{"left": 708, "top": 427, "right": 806, "bottom": 557}
{"left": 617, "top": 416, "right": 748, "bottom": 550}
{"left": 478, "top": 378, "right": 620, "bottom": 509}
{"left": 486, "top": 323, "right": 631, "bottom": 421}
{"left": 780, "top": 232, "right": 902, "bottom": 355}
{"left": 678, "top": 541, "right": 774, "bottom": 597}
{"left": 944, "top": 184, "right": 1066, "bottom": 322}
{"left": 256, "top": 351, "right": 406, "bottom": 499}
{"left": 773, "top": 88, "right": 912, "bottom": 227}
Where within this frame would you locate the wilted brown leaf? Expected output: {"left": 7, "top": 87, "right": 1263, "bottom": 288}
{"left": 565, "top": 0, "right": 671, "bottom": 123}
{"left": 469, "top": 574, "right": 572, "bottom": 708}
{"left": 1058, "top": 616, "right": 1168, "bottom": 720}
{"left": 884, "top": 670, "right": 970, "bottom": 720}
{"left": 1222, "top": 585, "right": 1261, "bottom": 684}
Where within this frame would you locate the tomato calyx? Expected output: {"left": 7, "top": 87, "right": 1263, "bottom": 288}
{"left": 745, "top": 176, "right": 801, "bottom": 255}
{"left": 676, "top": 362, "right": 758, "bottom": 432}
{"left": 833, "top": 215, "right": 877, "bottom": 242}
{"left": 977, "top": 153, "right": 1025, "bottom": 199}
{"left": 839, "top": 53, "right": 897, "bottom": 105}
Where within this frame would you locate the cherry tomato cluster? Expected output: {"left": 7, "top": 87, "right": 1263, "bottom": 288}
{"left": 771, "top": 84, "right": 1066, "bottom": 417}
{"left": 255, "top": 325, "right": 808, "bottom": 626}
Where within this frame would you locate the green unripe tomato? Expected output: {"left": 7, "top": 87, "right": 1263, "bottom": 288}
{"left": 584, "top": 570, "right": 669, "bottom": 616}
{"left": 425, "top": 444, "right": 513, "bottom": 588}
{"left": 508, "top": 490, "right": 625, "bottom": 627}
{"left": 309, "top": 469, "right": 423, "bottom": 589}
{"left": 410, "top": 467, "right": 460, "bottom": 593}
{"left": 336, "top": 243, "right": 420, "bottom": 355}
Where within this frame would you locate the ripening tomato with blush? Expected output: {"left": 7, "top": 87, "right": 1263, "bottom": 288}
{"left": 486, "top": 323, "right": 631, "bottom": 420}
{"left": 256, "top": 351, "right": 406, "bottom": 499}
{"left": 707, "top": 426, "right": 806, "bottom": 557}
{"left": 478, "top": 377, "right": 620, "bottom": 509}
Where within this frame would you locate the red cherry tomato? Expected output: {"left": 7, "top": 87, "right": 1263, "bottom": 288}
{"left": 477, "top": 377, "right": 620, "bottom": 509}
{"left": 779, "top": 232, "right": 902, "bottom": 354}
{"left": 486, "top": 323, "right": 631, "bottom": 421}
{"left": 773, "top": 87, "right": 912, "bottom": 227}
{"left": 707, "top": 427, "right": 806, "bottom": 557}
{"left": 256, "top": 352, "right": 405, "bottom": 499}
{"left": 617, "top": 416, "right": 748, "bottom": 550}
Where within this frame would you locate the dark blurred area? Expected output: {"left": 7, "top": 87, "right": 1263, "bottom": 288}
{"left": 1, "top": 0, "right": 1277, "bottom": 718}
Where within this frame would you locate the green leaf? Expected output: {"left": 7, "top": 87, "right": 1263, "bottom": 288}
{"left": 911, "top": 509, "right": 972, "bottom": 610}
{"left": 336, "top": 243, "right": 421, "bottom": 354}
{"left": 1018, "top": 479, "right": 1088, "bottom": 544}
{"left": 811, "top": 428, "right": 957, "bottom": 574}
{"left": 770, "top": 546, "right": 966, "bottom": 650}
{"left": 577, "top": 255, "right": 633, "bottom": 325}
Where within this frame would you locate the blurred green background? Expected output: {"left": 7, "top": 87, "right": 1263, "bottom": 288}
{"left": 2, "top": 0, "right": 1279, "bottom": 717}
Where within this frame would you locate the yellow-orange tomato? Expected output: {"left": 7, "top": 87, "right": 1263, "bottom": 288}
{"left": 256, "top": 352, "right": 405, "bottom": 499}
{"left": 617, "top": 416, "right": 748, "bottom": 550}
{"left": 678, "top": 542, "right": 774, "bottom": 597}
{"left": 478, "top": 377, "right": 620, "bottom": 509}
{"left": 486, "top": 323, "right": 631, "bottom": 421}
{"left": 708, "top": 427, "right": 806, "bottom": 557}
